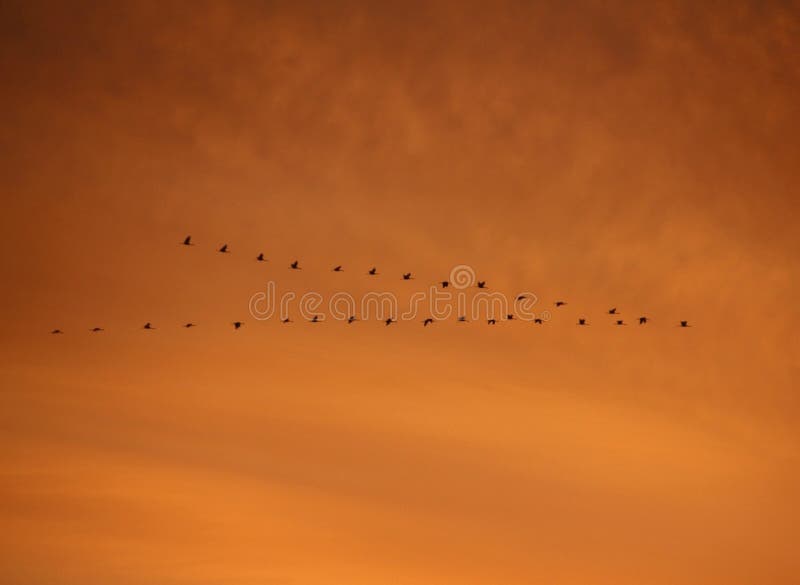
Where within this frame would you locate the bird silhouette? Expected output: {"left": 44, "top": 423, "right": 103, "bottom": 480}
{"left": 90, "top": 327, "right": 104, "bottom": 333}
{"left": 506, "top": 314, "right": 514, "bottom": 320}
{"left": 347, "top": 316, "right": 357, "bottom": 324}
{"left": 51, "top": 329, "right": 63, "bottom": 334}
{"left": 680, "top": 320, "right": 690, "bottom": 327}
{"left": 516, "top": 295, "right": 527, "bottom": 301}
{"left": 232, "top": 321, "right": 243, "bottom": 330}
{"left": 290, "top": 260, "right": 300, "bottom": 269}
{"left": 487, "top": 319, "right": 496, "bottom": 325}
{"left": 310, "top": 315, "right": 321, "bottom": 323}
{"left": 385, "top": 317, "right": 395, "bottom": 326}
{"left": 182, "top": 235, "right": 193, "bottom": 246}
{"left": 608, "top": 308, "right": 617, "bottom": 315}
{"left": 218, "top": 244, "right": 229, "bottom": 253}
{"left": 143, "top": 322, "right": 155, "bottom": 330}
{"left": 477, "top": 281, "right": 487, "bottom": 289}
{"left": 639, "top": 317, "right": 648, "bottom": 325}
{"left": 615, "top": 320, "right": 625, "bottom": 326}
{"left": 368, "top": 267, "right": 378, "bottom": 275}
{"left": 440, "top": 281, "right": 449, "bottom": 288}
{"left": 281, "top": 317, "right": 292, "bottom": 324}
{"left": 555, "top": 301, "right": 567, "bottom": 307}
{"left": 184, "top": 323, "right": 196, "bottom": 328}
{"left": 423, "top": 318, "right": 434, "bottom": 327}
{"left": 256, "top": 253, "right": 266, "bottom": 262}
{"left": 578, "top": 318, "right": 587, "bottom": 326}
{"left": 534, "top": 318, "right": 544, "bottom": 325}
{"left": 457, "top": 316, "right": 467, "bottom": 323}
{"left": 333, "top": 265, "right": 343, "bottom": 272}
{"left": 402, "top": 272, "right": 412, "bottom": 280}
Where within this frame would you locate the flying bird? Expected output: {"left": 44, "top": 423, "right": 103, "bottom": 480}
{"left": 182, "top": 235, "right": 193, "bottom": 246}
{"left": 608, "top": 308, "right": 618, "bottom": 315}
{"left": 487, "top": 319, "right": 496, "bottom": 325}
{"left": 402, "top": 272, "right": 412, "bottom": 280}
{"left": 534, "top": 318, "right": 543, "bottom": 325}
{"left": 423, "top": 318, "right": 434, "bottom": 327}
{"left": 290, "top": 260, "right": 300, "bottom": 269}
{"left": 368, "top": 267, "right": 378, "bottom": 275}
{"left": 615, "top": 320, "right": 625, "bottom": 326}
{"left": 232, "top": 321, "right": 243, "bottom": 330}
{"left": 310, "top": 315, "right": 321, "bottom": 323}
{"left": 555, "top": 301, "right": 567, "bottom": 307}
{"left": 256, "top": 253, "right": 266, "bottom": 262}
{"left": 385, "top": 317, "right": 395, "bottom": 326}
{"left": 51, "top": 329, "right": 63, "bottom": 334}
{"left": 333, "top": 265, "right": 343, "bottom": 272}
{"left": 477, "top": 281, "right": 487, "bottom": 289}
{"left": 347, "top": 316, "right": 357, "bottom": 324}
{"left": 440, "top": 281, "right": 449, "bottom": 288}
{"left": 506, "top": 314, "right": 514, "bottom": 320}
{"left": 578, "top": 318, "right": 587, "bottom": 326}
{"left": 281, "top": 317, "right": 292, "bottom": 324}
{"left": 516, "top": 295, "right": 527, "bottom": 301}
{"left": 90, "top": 327, "right": 104, "bottom": 332}
{"left": 218, "top": 244, "right": 229, "bottom": 253}
{"left": 639, "top": 317, "right": 648, "bottom": 325}
{"left": 680, "top": 320, "right": 690, "bottom": 327}
{"left": 184, "top": 323, "right": 196, "bottom": 328}
{"left": 143, "top": 322, "right": 155, "bottom": 330}
{"left": 457, "top": 316, "right": 467, "bottom": 323}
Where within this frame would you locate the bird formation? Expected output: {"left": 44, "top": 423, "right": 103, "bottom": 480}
{"left": 47, "top": 235, "right": 693, "bottom": 334}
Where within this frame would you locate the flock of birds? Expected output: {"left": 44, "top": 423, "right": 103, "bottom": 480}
{"left": 48, "top": 235, "right": 692, "bottom": 334}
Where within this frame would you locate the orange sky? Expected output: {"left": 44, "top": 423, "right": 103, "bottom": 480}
{"left": 1, "top": 1, "right": 798, "bottom": 584}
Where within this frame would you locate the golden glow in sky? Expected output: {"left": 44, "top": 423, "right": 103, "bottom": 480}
{"left": 0, "top": 2, "right": 798, "bottom": 584}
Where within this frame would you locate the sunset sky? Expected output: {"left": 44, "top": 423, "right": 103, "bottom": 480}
{"left": 1, "top": 1, "right": 798, "bottom": 583}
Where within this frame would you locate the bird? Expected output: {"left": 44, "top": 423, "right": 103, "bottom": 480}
{"left": 184, "top": 323, "right": 196, "bottom": 328}
{"left": 385, "top": 317, "right": 395, "bottom": 326}
{"left": 143, "top": 322, "right": 155, "bottom": 330}
{"left": 402, "top": 272, "right": 412, "bottom": 280}
{"left": 615, "top": 320, "right": 625, "bottom": 326}
{"left": 516, "top": 295, "right": 527, "bottom": 301}
{"left": 281, "top": 317, "right": 292, "bottom": 324}
{"left": 51, "top": 329, "right": 63, "bottom": 334}
{"left": 555, "top": 301, "right": 567, "bottom": 307}
{"left": 218, "top": 244, "right": 229, "bottom": 253}
{"left": 90, "top": 327, "right": 104, "bottom": 333}
{"left": 578, "top": 318, "right": 587, "bottom": 326}
{"left": 310, "top": 315, "right": 320, "bottom": 323}
{"left": 506, "top": 314, "right": 514, "bottom": 320}
{"left": 487, "top": 319, "right": 496, "bottom": 325}
{"left": 182, "top": 235, "right": 193, "bottom": 246}
{"left": 423, "top": 318, "right": 434, "bottom": 327}
{"left": 368, "top": 267, "right": 378, "bottom": 275}
{"left": 347, "top": 316, "right": 357, "bottom": 324}
{"left": 457, "top": 316, "right": 467, "bottom": 323}
{"left": 639, "top": 317, "right": 648, "bottom": 325}
{"left": 477, "top": 281, "right": 487, "bottom": 289}
{"left": 680, "top": 320, "right": 690, "bottom": 327}
{"left": 232, "top": 321, "right": 243, "bottom": 330}
{"left": 290, "top": 260, "right": 300, "bottom": 269}
{"left": 333, "top": 265, "right": 343, "bottom": 272}
{"left": 440, "top": 281, "right": 449, "bottom": 288}
{"left": 534, "top": 318, "right": 543, "bottom": 325}
{"left": 256, "top": 253, "right": 266, "bottom": 262}
{"left": 608, "top": 308, "right": 617, "bottom": 315}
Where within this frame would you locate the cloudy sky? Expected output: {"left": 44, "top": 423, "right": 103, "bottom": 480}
{"left": 0, "top": 1, "right": 798, "bottom": 583}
